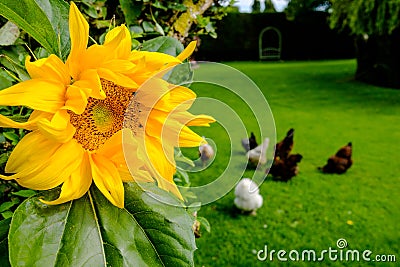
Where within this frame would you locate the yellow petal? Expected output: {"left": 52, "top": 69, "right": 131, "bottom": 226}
{"left": 138, "top": 81, "right": 196, "bottom": 112}
{"left": 82, "top": 26, "right": 131, "bottom": 70}
{"left": 156, "top": 177, "right": 183, "bottom": 200}
{"left": 63, "top": 84, "right": 90, "bottom": 114}
{"left": 97, "top": 67, "right": 138, "bottom": 88}
{"left": 129, "top": 50, "right": 145, "bottom": 62}
{"left": 41, "top": 153, "right": 92, "bottom": 205}
{"left": 141, "top": 109, "right": 169, "bottom": 139}
{"left": 102, "top": 59, "right": 136, "bottom": 74}
{"left": 186, "top": 114, "right": 215, "bottom": 126}
{"left": 82, "top": 45, "right": 137, "bottom": 88}
{"left": 135, "top": 78, "right": 170, "bottom": 107}
{"left": 137, "top": 79, "right": 196, "bottom": 113}
{"left": 176, "top": 41, "right": 196, "bottom": 62}
{"left": 144, "top": 135, "right": 176, "bottom": 183}
{"left": 36, "top": 110, "right": 76, "bottom": 143}
{"left": 90, "top": 154, "right": 124, "bottom": 208}
{"left": 172, "top": 112, "right": 216, "bottom": 127}
{"left": 0, "top": 79, "right": 66, "bottom": 112}
{"left": 8, "top": 139, "right": 84, "bottom": 190}
{"left": 0, "top": 112, "right": 43, "bottom": 130}
{"left": 0, "top": 110, "right": 52, "bottom": 131}
{"left": 74, "top": 69, "right": 105, "bottom": 99}
{"left": 135, "top": 52, "right": 181, "bottom": 72}
{"left": 144, "top": 110, "right": 206, "bottom": 147}
{"left": 142, "top": 136, "right": 182, "bottom": 199}
{"left": 0, "top": 173, "right": 15, "bottom": 181}
{"left": 159, "top": 85, "right": 196, "bottom": 111}
{"left": 25, "top": 55, "right": 69, "bottom": 85}
{"left": 178, "top": 125, "right": 205, "bottom": 147}
{"left": 118, "top": 129, "right": 154, "bottom": 183}
{"left": 5, "top": 131, "right": 60, "bottom": 173}
{"left": 67, "top": 2, "right": 89, "bottom": 79}
{"left": 104, "top": 25, "right": 131, "bottom": 59}
{"left": 97, "top": 129, "right": 125, "bottom": 162}
{"left": 98, "top": 129, "right": 153, "bottom": 183}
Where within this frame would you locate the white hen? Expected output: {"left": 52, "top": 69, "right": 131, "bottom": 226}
{"left": 246, "top": 137, "right": 270, "bottom": 166}
{"left": 234, "top": 178, "right": 263, "bottom": 215}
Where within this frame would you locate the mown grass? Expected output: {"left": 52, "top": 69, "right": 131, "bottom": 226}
{"left": 184, "top": 60, "right": 400, "bottom": 266}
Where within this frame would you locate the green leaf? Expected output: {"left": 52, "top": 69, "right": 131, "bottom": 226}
{"left": 132, "top": 38, "right": 141, "bottom": 50}
{"left": 175, "top": 169, "right": 191, "bottom": 185}
{"left": 0, "top": 218, "right": 11, "bottom": 267}
{"left": 0, "top": 0, "right": 62, "bottom": 56}
{"left": 196, "top": 216, "right": 211, "bottom": 233}
{"left": 0, "top": 69, "right": 14, "bottom": 90}
{"left": 3, "top": 132, "right": 19, "bottom": 143}
{"left": 142, "top": 21, "right": 155, "bottom": 32}
{"left": 9, "top": 183, "right": 196, "bottom": 266}
{"left": 81, "top": 2, "right": 99, "bottom": 18}
{"left": 11, "top": 190, "right": 37, "bottom": 198}
{"left": 33, "top": 0, "right": 70, "bottom": 59}
{"left": 130, "top": 25, "right": 144, "bottom": 35}
{"left": 0, "top": 202, "right": 15, "bottom": 213}
{"left": 175, "top": 149, "right": 195, "bottom": 168}
{"left": 120, "top": 0, "right": 143, "bottom": 26}
{"left": 0, "top": 45, "right": 30, "bottom": 81}
{"left": 168, "top": 3, "right": 187, "bottom": 12}
{"left": 154, "top": 21, "right": 165, "bottom": 36}
{"left": 141, "top": 36, "right": 184, "bottom": 57}
{"left": 0, "top": 153, "right": 9, "bottom": 166}
{"left": 0, "top": 21, "right": 20, "bottom": 46}
{"left": 152, "top": 1, "right": 168, "bottom": 11}
{"left": 1, "top": 211, "right": 13, "bottom": 219}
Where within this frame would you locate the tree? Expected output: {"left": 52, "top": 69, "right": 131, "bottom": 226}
{"left": 252, "top": 0, "right": 262, "bottom": 13}
{"left": 264, "top": 0, "right": 277, "bottom": 13}
{"left": 329, "top": 0, "right": 400, "bottom": 88}
{"left": 75, "top": 0, "right": 232, "bottom": 45}
{"left": 285, "top": 0, "right": 331, "bottom": 19}
{"left": 329, "top": 0, "right": 400, "bottom": 36}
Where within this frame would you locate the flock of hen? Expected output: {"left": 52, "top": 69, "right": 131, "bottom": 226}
{"left": 197, "top": 129, "right": 353, "bottom": 216}
{"left": 241, "top": 128, "right": 353, "bottom": 180}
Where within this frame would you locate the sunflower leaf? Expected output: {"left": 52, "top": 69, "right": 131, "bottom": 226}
{"left": 33, "top": 0, "right": 70, "bottom": 59}
{"left": 0, "top": 0, "right": 70, "bottom": 59}
{"left": 9, "top": 183, "right": 196, "bottom": 266}
{"left": 141, "top": 36, "right": 184, "bottom": 57}
{"left": 120, "top": 0, "right": 143, "bottom": 26}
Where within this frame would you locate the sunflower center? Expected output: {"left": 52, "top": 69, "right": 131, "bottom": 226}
{"left": 69, "top": 79, "right": 137, "bottom": 151}
{"left": 92, "top": 103, "right": 114, "bottom": 132}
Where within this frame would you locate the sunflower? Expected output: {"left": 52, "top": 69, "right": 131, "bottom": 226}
{"left": 126, "top": 76, "right": 215, "bottom": 199}
{"left": 0, "top": 2, "right": 214, "bottom": 208}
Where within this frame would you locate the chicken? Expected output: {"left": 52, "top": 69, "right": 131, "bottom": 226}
{"left": 269, "top": 128, "right": 302, "bottom": 181}
{"left": 199, "top": 138, "right": 214, "bottom": 165}
{"left": 269, "top": 154, "right": 303, "bottom": 181}
{"left": 246, "top": 137, "right": 270, "bottom": 167}
{"left": 234, "top": 178, "right": 263, "bottom": 215}
{"left": 275, "top": 128, "right": 294, "bottom": 160}
{"left": 320, "top": 142, "right": 353, "bottom": 174}
{"left": 241, "top": 132, "right": 258, "bottom": 152}
{"left": 249, "top": 132, "right": 258, "bottom": 150}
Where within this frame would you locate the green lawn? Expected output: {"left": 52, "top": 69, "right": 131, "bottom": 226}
{"left": 184, "top": 60, "right": 400, "bottom": 266}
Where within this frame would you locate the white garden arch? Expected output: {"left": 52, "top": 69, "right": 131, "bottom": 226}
{"left": 259, "top": 26, "right": 282, "bottom": 60}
